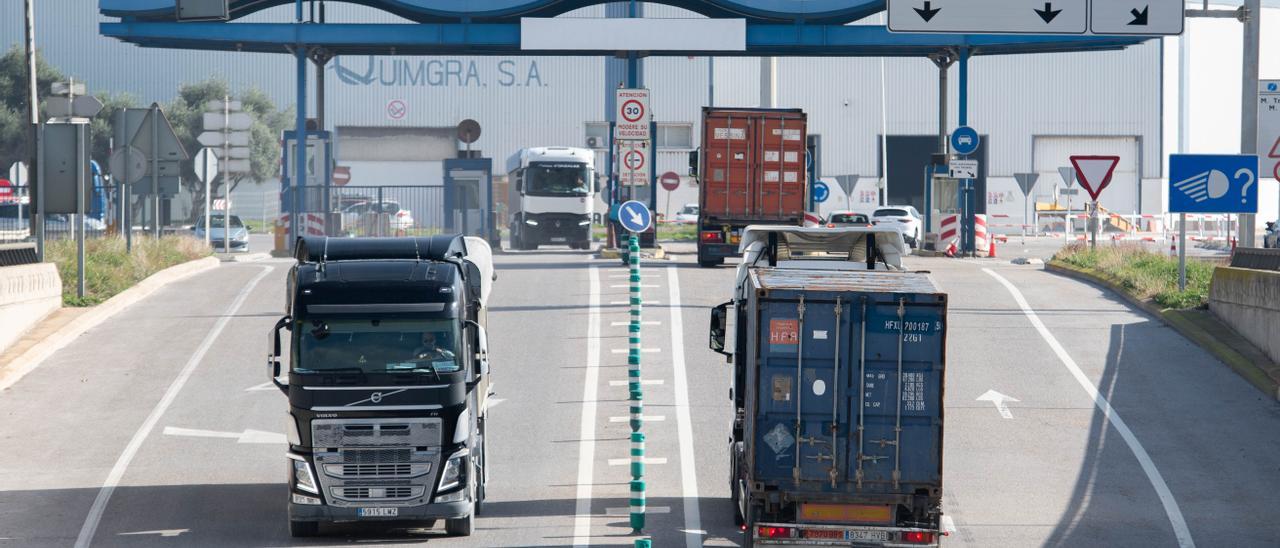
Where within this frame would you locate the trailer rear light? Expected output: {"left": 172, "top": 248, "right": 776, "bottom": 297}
{"left": 700, "top": 231, "right": 724, "bottom": 243}
{"left": 902, "top": 531, "right": 935, "bottom": 544}
{"left": 757, "top": 526, "right": 795, "bottom": 539}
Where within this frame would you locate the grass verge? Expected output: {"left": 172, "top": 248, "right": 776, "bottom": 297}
{"left": 46, "top": 236, "right": 212, "bottom": 307}
{"left": 1050, "top": 242, "right": 1214, "bottom": 309}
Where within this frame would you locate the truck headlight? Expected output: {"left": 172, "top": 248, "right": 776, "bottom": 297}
{"left": 291, "top": 457, "right": 319, "bottom": 494}
{"left": 434, "top": 488, "right": 467, "bottom": 503}
{"left": 524, "top": 219, "right": 539, "bottom": 226}
{"left": 292, "top": 493, "right": 322, "bottom": 505}
{"left": 437, "top": 449, "right": 468, "bottom": 492}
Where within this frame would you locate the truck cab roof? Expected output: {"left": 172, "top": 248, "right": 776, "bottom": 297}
{"left": 735, "top": 226, "right": 910, "bottom": 301}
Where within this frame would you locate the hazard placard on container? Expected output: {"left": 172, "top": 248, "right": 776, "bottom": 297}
{"left": 769, "top": 319, "right": 799, "bottom": 347}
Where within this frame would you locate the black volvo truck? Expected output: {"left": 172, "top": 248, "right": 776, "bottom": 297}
{"left": 269, "top": 235, "right": 495, "bottom": 537}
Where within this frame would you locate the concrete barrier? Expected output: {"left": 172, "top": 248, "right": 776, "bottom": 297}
{"left": 1209, "top": 266, "right": 1280, "bottom": 365}
{"left": 0, "top": 263, "right": 62, "bottom": 354}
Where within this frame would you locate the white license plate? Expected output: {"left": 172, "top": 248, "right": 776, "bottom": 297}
{"left": 357, "top": 507, "right": 398, "bottom": 517}
{"left": 845, "top": 530, "right": 889, "bottom": 542}
{"left": 550, "top": 237, "right": 567, "bottom": 242}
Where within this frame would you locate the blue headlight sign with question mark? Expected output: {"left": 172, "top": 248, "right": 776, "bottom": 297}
{"left": 1168, "top": 154, "right": 1259, "bottom": 214}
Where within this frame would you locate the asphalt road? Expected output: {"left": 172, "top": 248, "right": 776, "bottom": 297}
{"left": 0, "top": 241, "right": 1277, "bottom": 547}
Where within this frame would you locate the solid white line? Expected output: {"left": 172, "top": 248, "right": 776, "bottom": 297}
{"left": 75, "top": 266, "right": 273, "bottom": 548}
{"left": 608, "top": 457, "right": 668, "bottom": 466}
{"left": 611, "top": 284, "right": 659, "bottom": 288}
{"left": 608, "top": 273, "right": 658, "bottom": 278}
{"left": 609, "top": 379, "right": 664, "bottom": 387}
{"left": 983, "top": 268, "right": 1195, "bottom": 548}
{"left": 941, "top": 515, "right": 956, "bottom": 535}
{"left": 572, "top": 266, "right": 601, "bottom": 546}
{"left": 605, "top": 506, "right": 672, "bottom": 516}
{"left": 609, "top": 415, "right": 666, "bottom": 423}
{"left": 610, "top": 300, "right": 660, "bottom": 305}
{"left": 611, "top": 348, "right": 660, "bottom": 354}
{"left": 668, "top": 266, "right": 703, "bottom": 548}
{"left": 611, "top": 321, "right": 661, "bottom": 326}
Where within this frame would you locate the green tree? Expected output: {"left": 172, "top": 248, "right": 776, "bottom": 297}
{"left": 0, "top": 45, "right": 67, "bottom": 172}
{"left": 164, "top": 78, "right": 292, "bottom": 221}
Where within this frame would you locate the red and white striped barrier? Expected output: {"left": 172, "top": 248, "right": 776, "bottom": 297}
{"left": 803, "top": 212, "right": 822, "bottom": 228}
{"left": 939, "top": 214, "right": 960, "bottom": 250}
{"left": 974, "top": 214, "right": 989, "bottom": 252}
{"left": 281, "top": 213, "right": 326, "bottom": 237}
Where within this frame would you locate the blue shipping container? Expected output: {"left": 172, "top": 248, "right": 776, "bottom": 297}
{"left": 742, "top": 268, "right": 946, "bottom": 524}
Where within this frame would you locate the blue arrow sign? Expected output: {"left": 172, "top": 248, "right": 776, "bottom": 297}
{"left": 951, "top": 126, "right": 979, "bottom": 156}
{"left": 618, "top": 200, "right": 653, "bottom": 233}
{"left": 812, "top": 181, "right": 830, "bottom": 203}
{"left": 1169, "top": 154, "right": 1259, "bottom": 214}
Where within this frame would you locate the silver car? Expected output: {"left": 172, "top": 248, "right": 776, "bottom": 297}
{"left": 193, "top": 214, "right": 250, "bottom": 252}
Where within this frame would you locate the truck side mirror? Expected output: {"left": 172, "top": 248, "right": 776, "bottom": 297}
{"left": 269, "top": 316, "right": 291, "bottom": 394}
{"left": 464, "top": 262, "right": 483, "bottom": 299}
{"left": 688, "top": 149, "right": 700, "bottom": 177}
{"left": 709, "top": 301, "right": 732, "bottom": 359}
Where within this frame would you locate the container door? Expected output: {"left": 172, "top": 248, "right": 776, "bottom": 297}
{"left": 753, "top": 296, "right": 855, "bottom": 490}
{"left": 847, "top": 297, "right": 945, "bottom": 495}
{"left": 754, "top": 115, "right": 807, "bottom": 221}
{"left": 702, "top": 114, "right": 753, "bottom": 220}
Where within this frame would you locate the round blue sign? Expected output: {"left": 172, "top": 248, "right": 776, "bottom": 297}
{"left": 812, "top": 181, "right": 830, "bottom": 203}
{"left": 618, "top": 200, "right": 652, "bottom": 233}
{"left": 951, "top": 126, "right": 980, "bottom": 156}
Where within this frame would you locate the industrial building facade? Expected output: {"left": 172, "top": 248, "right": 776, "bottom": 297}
{"left": 4, "top": 2, "right": 1277, "bottom": 230}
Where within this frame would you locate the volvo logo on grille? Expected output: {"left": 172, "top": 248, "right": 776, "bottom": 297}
{"left": 370, "top": 392, "right": 384, "bottom": 403}
{"left": 345, "top": 388, "right": 407, "bottom": 407}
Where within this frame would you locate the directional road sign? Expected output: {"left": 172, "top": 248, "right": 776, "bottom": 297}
{"left": 1169, "top": 154, "right": 1259, "bottom": 214}
{"left": 1070, "top": 156, "right": 1120, "bottom": 202}
{"left": 951, "top": 126, "right": 979, "bottom": 155}
{"left": 618, "top": 200, "right": 653, "bottom": 233}
{"left": 202, "top": 112, "right": 252, "bottom": 131}
{"left": 615, "top": 88, "right": 651, "bottom": 142}
{"left": 812, "top": 181, "right": 830, "bottom": 203}
{"left": 888, "top": 0, "right": 1183, "bottom": 36}
{"left": 1014, "top": 173, "right": 1040, "bottom": 196}
{"left": 949, "top": 159, "right": 979, "bottom": 179}
{"left": 197, "top": 130, "right": 250, "bottom": 147}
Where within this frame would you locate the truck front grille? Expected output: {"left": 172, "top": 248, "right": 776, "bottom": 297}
{"left": 343, "top": 449, "right": 411, "bottom": 464}
{"left": 323, "top": 462, "right": 431, "bottom": 479}
{"left": 333, "top": 486, "right": 423, "bottom": 501}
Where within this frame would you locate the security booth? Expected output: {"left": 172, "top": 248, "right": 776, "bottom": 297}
{"left": 280, "top": 129, "right": 333, "bottom": 245}
{"left": 443, "top": 157, "right": 496, "bottom": 244}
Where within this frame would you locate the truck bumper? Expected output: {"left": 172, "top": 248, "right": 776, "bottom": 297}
{"left": 699, "top": 242, "right": 738, "bottom": 259}
{"left": 289, "top": 499, "right": 471, "bottom": 523}
{"left": 752, "top": 522, "right": 940, "bottom": 547}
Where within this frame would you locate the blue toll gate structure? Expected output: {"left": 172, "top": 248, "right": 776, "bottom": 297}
{"left": 98, "top": 0, "right": 1154, "bottom": 249}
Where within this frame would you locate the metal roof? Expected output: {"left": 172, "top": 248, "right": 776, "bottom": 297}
{"left": 98, "top": 0, "right": 1150, "bottom": 57}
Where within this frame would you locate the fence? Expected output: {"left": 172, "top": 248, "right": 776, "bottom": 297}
{"left": 0, "top": 183, "right": 242, "bottom": 244}
{"left": 283, "top": 185, "right": 448, "bottom": 238}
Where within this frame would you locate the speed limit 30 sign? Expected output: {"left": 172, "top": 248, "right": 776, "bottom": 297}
{"left": 615, "top": 88, "right": 650, "bottom": 142}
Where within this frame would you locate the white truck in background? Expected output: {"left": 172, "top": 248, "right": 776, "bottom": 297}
{"left": 506, "top": 147, "right": 597, "bottom": 250}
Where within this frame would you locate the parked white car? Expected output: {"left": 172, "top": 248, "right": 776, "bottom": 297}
{"left": 674, "top": 203, "right": 699, "bottom": 224}
{"left": 872, "top": 205, "right": 923, "bottom": 248}
{"left": 340, "top": 200, "right": 415, "bottom": 235}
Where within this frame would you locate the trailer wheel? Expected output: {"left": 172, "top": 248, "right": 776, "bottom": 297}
{"left": 289, "top": 520, "right": 318, "bottom": 538}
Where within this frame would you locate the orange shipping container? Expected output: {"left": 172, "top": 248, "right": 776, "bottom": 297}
{"left": 700, "top": 108, "right": 808, "bottom": 224}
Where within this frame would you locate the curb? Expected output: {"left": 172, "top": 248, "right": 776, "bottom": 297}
{"left": 0, "top": 256, "right": 221, "bottom": 392}
{"left": 1046, "top": 261, "right": 1280, "bottom": 401}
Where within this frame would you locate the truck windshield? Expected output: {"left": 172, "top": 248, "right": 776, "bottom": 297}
{"left": 526, "top": 163, "right": 590, "bottom": 197}
{"left": 295, "top": 319, "right": 462, "bottom": 375}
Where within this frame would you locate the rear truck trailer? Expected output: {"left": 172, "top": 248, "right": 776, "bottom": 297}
{"left": 269, "top": 235, "right": 495, "bottom": 538}
{"left": 696, "top": 108, "right": 809, "bottom": 268}
{"left": 709, "top": 226, "right": 947, "bottom": 547}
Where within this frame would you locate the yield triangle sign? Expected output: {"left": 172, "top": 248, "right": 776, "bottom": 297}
{"left": 1069, "top": 156, "right": 1120, "bottom": 202}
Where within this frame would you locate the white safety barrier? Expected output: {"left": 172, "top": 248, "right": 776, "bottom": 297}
{"left": 280, "top": 213, "right": 327, "bottom": 238}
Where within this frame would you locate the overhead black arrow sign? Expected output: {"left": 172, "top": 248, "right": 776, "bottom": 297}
{"left": 914, "top": 1, "right": 941, "bottom": 22}
{"left": 1129, "top": 5, "right": 1150, "bottom": 26}
{"left": 1034, "top": 2, "right": 1062, "bottom": 24}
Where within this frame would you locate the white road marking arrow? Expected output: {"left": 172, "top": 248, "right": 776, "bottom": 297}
{"left": 119, "top": 530, "right": 189, "bottom": 537}
{"left": 976, "top": 390, "right": 1019, "bottom": 419}
{"left": 163, "top": 426, "right": 286, "bottom": 444}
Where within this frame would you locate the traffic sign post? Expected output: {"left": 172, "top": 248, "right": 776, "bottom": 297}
{"left": 1169, "top": 154, "right": 1259, "bottom": 289}
{"left": 617, "top": 198, "right": 651, "bottom": 533}
{"left": 1259, "top": 81, "right": 1280, "bottom": 227}
{"left": 1013, "top": 172, "right": 1040, "bottom": 242}
{"left": 659, "top": 171, "right": 680, "bottom": 220}
{"left": 615, "top": 89, "right": 650, "bottom": 142}
{"left": 194, "top": 148, "right": 220, "bottom": 247}
{"left": 1070, "top": 155, "right": 1120, "bottom": 250}
{"left": 202, "top": 95, "right": 251, "bottom": 253}
{"left": 951, "top": 126, "right": 979, "bottom": 155}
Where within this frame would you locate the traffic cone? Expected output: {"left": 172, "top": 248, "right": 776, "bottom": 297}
{"left": 945, "top": 241, "right": 957, "bottom": 258}
{"left": 988, "top": 240, "right": 997, "bottom": 258}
